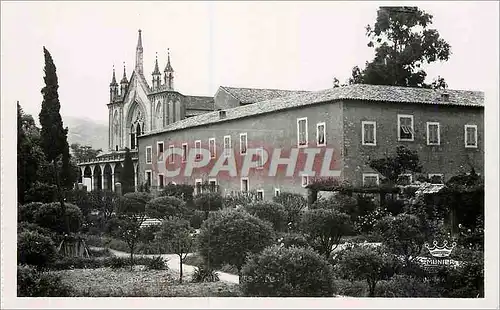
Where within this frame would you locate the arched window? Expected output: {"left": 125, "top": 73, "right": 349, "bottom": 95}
{"left": 136, "top": 123, "right": 141, "bottom": 149}
{"left": 130, "top": 124, "right": 136, "bottom": 149}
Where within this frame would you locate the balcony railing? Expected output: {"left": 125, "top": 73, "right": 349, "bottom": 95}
{"left": 77, "top": 149, "right": 138, "bottom": 165}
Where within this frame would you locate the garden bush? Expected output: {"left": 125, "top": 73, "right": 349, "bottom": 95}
{"left": 277, "top": 232, "right": 309, "bottom": 249}
{"left": 18, "top": 230, "right": 57, "bottom": 268}
{"left": 159, "top": 183, "right": 194, "bottom": 205}
{"left": 146, "top": 196, "right": 188, "bottom": 220}
{"left": 145, "top": 256, "right": 168, "bottom": 270}
{"left": 191, "top": 265, "right": 220, "bottom": 283}
{"left": 194, "top": 192, "right": 224, "bottom": 214}
{"left": 198, "top": 209, "right": 275, "bottom": 274}
{"left": 18, "top": 221, "right": 55, "bottom": 239}
{"left": 17, "top": 265, "right": 72, "bottom": 297}
{"left": 34, "top": 202, "right": 83, "bottom": 234}
{"left": 23, "top": 182, "right": 58, "bottom": 204}
{"left": 189, "top": 210, "right": 206, "bottom": 229}
{"left": 374, "top": 275, "right": 440, "bottom": 297}
{"left": 334, "top": 279, "right": 368, "bottom": 297}
{"left": 18, "top": 202, "right": 43, "bottom": 223}
{"left": 244, "top": 201, "right": 288, "bottom": 232}
{"left": 272, "top": 192, "right": 307, "bottom": 230}
{"left": 240, "top": 245, "right": 336, "bottom": 297}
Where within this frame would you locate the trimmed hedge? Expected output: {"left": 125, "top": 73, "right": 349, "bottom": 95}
{"left": 17, "top": 265, "right": 72, "bottom": 297}
{"left": 18, "top": 230, "right": 57, "bottom": 268}
{"left": 240, "top": 245, "right": 336, "bottom": 297}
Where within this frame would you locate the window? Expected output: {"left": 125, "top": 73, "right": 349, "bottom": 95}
{"left": 257, "top": 190, "right": 264, "bottom": 200}
{"left": 145, "top": 170, "right": 152, "bottom": 187}
{"left": 169, "top": 145, "right": 175, "bottom": 163}
{"left": 195, "top": 179, "right": 202, "bottom": 195}
{"left": 428, "top": 174, "right": 444, "bottom": 184}
{"left": 256, "top": 148, "right": 264, "bottom": 169}
{"left": 465, "top": 125, "right": 478, "bottom": 148}
{"left": 240, "top": 133, "right": 248, "bottom": 155}
{"left": 209, "top": 138, "right": 216, "bottom": 159}
{"left": 182, "top": 143, "right": 188, "bottom": 162}
{"left": 274, "top": 188, "right": 281, "bottom": 197}
{"left": 316, "top": 122, "right": 326, "bottom": 146}
{"left": 397, "top": 174, "right": 413, "bottom": 185}
{"left": 158, "top": 174, "right": 164, "bottom": 188}
{"left": 195, "top": 140, "right": 202, "bottom": 160}
{"left": 301, "top": 175, "right": 309, "bottom": 187}
{"left": 224, "top": 135, "right": 231, "bottom": 157}
{"left": 208, "top": 178, "right": 217, "bottom": 192}
{"left": 426, "top": 122, "right": 440, "bottom": 145}
{"left": 146, "top": 146, "right": 152, "bottom": 164}
{"left": 398, "top": 114, "right": 414, "bottom": 141}
{"left": 362, "top": 121, "right": 376, "bottom": 145}
{"left": 363, "top": 173, "right": 379, "bottom": 187}
{"left": 157, "top": 142, "right": 164, "bottom": 162}
{"left": 297, "top": 117, "right": 308, "bottom": 147}
{"left": 241, "top": 177, "right": 249, "bottom": 192}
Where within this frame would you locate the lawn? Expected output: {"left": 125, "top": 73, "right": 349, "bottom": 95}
{"left": 49, "top": 267, "right": 241, "bottom": 297}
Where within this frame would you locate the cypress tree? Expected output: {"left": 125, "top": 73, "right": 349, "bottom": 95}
{"left": 39, "top": 47, "right": 70, "bottom": 231}
{"left": 122, "top": 147, "right": 135, "bottom": 194}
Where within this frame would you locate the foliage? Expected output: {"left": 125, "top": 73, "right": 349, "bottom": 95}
{"left": 272, "top": 192, "right": 307, "bottom": 231}
{"left": 375, "top": 213, "right": 426, "bottom": 265}
{"left": 146, "top": 196, "right": 187, "bottom": 220}
{"left": 159, "top": 183, "right": 194, "bottom": 204}
{"left": 384, "top": 197, "right": 406, "bottom": 216}
{"left": 17, "top": 104, "right": 45, "bottom": 204}
{"left": 374, "top": 275, "right": 440, "bottom": 297}
{"left": 354, "top": 206, "right": 391, "bottom": 235}
{"left": 17, "top": 265, "right": 73, "bottom": 297}
{"left": 368, "top": 146, "right": 422, "bottom": 185}
{"left": 146, "top": 256, "right": 168, "bottom": 270}
{"left": 333, "top": 245, "right": 399, "bottom": 296}
{"left": 197, "top": 209, "right": 275, "bottom": 274}
{"left": 222, "top": 191, "right": 259, "bottom": 209}
{"left": 18, "top": 230, "right": 57, "bottom": 269}
{"left": 240, "top": 245, "right": 336, "bottom": 297}
{"left": 300, "top": 209, "right": 352, "bottom": 259}
{"left": 349, "top": 6, "right": 451, "bottom": 88}
{"left": 189, "top": 210, "right": 206, "bottom": 229}
{"left": 277, "top": 232, "right": 310, "bottom": 249}
{"left": 39, "top": 47, "right": 72, "bottom": 204}
{"left": 191, "top": 266, "right": 220, "bottom": 283}
{"left": 158, "top": 218, "right": 195, "bottom": 283}
{"left": 18, "top": 202, "right": 43, "bottom": 223}
{"left": 193, "top": 192, "right": 224, "bottom": 218}
{"left": 70, "top": 143, "right": 102, "bottom": 162}
{"left": 335, "top": 280, "right": 368, "bottom": 297}
{"left": 244, "top": 201, "right": 288, "bottom": 232}
{"left": 435, "top": 254, "right": 484, "bottom": 298}
{"left": 121, "top": 147, "right": 135, "bottom": 194}
{"left": 34, "top": 202, "right": 83, "bottom": 234}
{"left": 24, "top": 182, "right": 58, "bottom": 204}
{"left": 65, "top": 189, "right": 92, "bottom": 217}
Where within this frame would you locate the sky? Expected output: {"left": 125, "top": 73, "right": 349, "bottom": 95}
{"left": 1, "top": 1, "right": 499, "bottom": 123}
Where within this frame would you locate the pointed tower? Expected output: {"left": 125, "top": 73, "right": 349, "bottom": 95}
{"left": 164, "top": 48, "right": 174, "bottom": 90}
{"left": 135, "top": 29, "right": 144, "bottom": 75}
{"left": 120, "top": 62, "right": 129, "bottom": 97}
{"left": 152, "top": 52, "right": 161, "bottom": 90}
{"left": 109, "top": 65, "right": 119, "bottom": 102}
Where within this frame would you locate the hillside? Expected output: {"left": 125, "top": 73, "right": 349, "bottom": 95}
{"left": 63, "top": 116, "right": 108, "bottom": 151}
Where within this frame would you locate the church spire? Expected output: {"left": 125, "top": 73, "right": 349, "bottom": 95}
{"left": 135, "top": 29, "right": 144, "bottom": 75}
{"left": 152, "top": 52, "right": 160, "bottom": 75}
{"left": 164, "top": 48, "right": 174, "bottom": 73}
{"left": 110, "top": 65, "right": 119, "bottom": 102}
{"left": 164, "top": 48, "right": 174, "bottom": 90}
{"left": 152, "top": 52, "right": 161, "bottom": 90}
{"left": 110, "top": 65, "right": 118, "bottom": 86}
{"left": 120, "top": 62, "right": 129, "bottom": 96}
{"left": 121, "top": 62, "right": 128, "bottom": 84}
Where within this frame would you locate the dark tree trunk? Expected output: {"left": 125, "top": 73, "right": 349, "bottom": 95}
{"left": 179, "top": 255, "right": 183, "bottom": 283}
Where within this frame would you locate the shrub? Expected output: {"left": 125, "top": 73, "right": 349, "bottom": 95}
{"left": 273, "top": 192, "right": 307, "bottom": 231}
{"left": 240, "top": 245, "right": 335, "bottom": 297}
{"left": 374, "top": 275, "right": 439, "bottom": 297}
{"left": 108, "top": 256, "right": 128, "bottom": 269}
{"left": 191, "top": 265, "right": 220, "bottom": 283}
{"left": 146, "top": 196, "right": 187, "bottom": 220}
{"left": 146, "top": 256, "right": 167, "bottom": 270}
{"left": 17, "top": 221, "right": 55, "bottom": 238}
{"left": 48, "top": 257, "right": 103, "bottom": 270}
{"left": 18, "top": 202, "right": 43, "bottom": 223}
{"left": 65, "top": 189, "right": 92, "bottom": 217}
{"left": 375, "top": 213, "right": 426, "bottom": 265}
{"left": 194, "top": 192, "right": 224, "bottom": 214}
{"left": 139, "top": 224, "right": 161, "bottom": 244}
{"left": 17, "top": 265, "right": 72, "bottom": 297}
{"left": 333, "top": 245, "right": 398, "bottom": 296}
{"left": 384, "top": 198, "right": 405, "bottom": 216}
{"left": 18, "top": 230, "right": 57, "bottom": 268}
{"left": 34, "top": 202, "right": 83, "bottom": 234}
{"left": 244, "top": 201, "right": 288, "bottom": 232}
{"left": 159, "top": 183, "right": 194, "bottom": 204}
{"left": 335, "top": 279, "right": 368, "bottom": 297}
{"left": 435, "top": 254, "right": 484, "bottom": 298}
{"left": 189, "top": 210, "right": 206, "bottom": 229}
{"left": 277, "top": 232, "right": 309, "bottom": 249}
{"left": 198, "top": 209, "right": 275, "bottom": 275}
{"left": 300, "top": 208, "right": 352, "bottom": 259}
{"left": 24, "top": 182, "right": 58, "bottom": 204}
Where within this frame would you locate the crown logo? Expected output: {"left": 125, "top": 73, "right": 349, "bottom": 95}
{"left": 424, "top": 240, "right": 457, "bottom": 258}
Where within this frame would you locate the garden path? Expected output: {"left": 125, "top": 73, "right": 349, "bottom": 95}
{"left": 89, "top": 247, "right": 240, "bottom": 284}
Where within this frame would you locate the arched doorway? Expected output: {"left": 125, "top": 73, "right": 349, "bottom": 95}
{"left": 103, "top": 164, "right": 113, "bottom": 191}
{"left": 93, "top": 165, "right": 102, "bottom": 191}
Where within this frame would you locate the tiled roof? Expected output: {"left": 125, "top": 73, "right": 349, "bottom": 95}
{"left": 144, "top": 84, "right": 484, "bottom": 137}
{"left": 220, "top": 86, "right": 311, "bottom": 104}
{"left": 184, "top": 95, "right": 215, "bottom": 110}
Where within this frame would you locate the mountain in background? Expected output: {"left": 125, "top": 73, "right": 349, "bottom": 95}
{"left": 63, "top": 115, "right": 108, "bottom": 151}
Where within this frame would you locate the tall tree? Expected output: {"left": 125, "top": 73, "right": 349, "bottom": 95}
{"left": 121, "top": 147, "right": 135, "bottom": 194}
{"left": 39, "top": 47, "right": 70, "bottom": 224}
{"left": 350, "top": 6, "right": 451, "bottom": 88}
{"left": 70, "top": 143, "right": 102, "bottom": 162}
